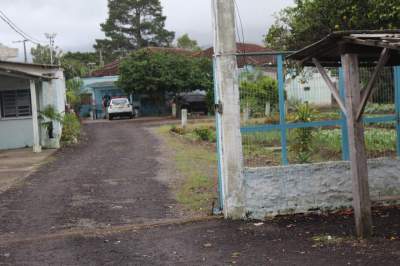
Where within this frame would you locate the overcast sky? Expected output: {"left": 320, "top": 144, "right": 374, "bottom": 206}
{"left": 0, "top": 0, "right": 293, "bottom": 60}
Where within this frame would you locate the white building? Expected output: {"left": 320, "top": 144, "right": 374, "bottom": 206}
{"left": 286, "top": 67, "right": 338, "bottom": 107}
{"left": 0, "top": 61, "right": 66, "bottom": 152}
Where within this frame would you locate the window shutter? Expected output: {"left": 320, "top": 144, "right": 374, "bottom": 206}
{"left": 0, "top": 90, "right": 31, "bottom": 118}
{"left": 2, "top": 91, "right": 17, "bottom": 117}
{"left": 16, "top": 90, "right": 31, "bottom": 117}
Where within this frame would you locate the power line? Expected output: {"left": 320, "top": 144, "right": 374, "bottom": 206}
{"left": 0, "top": 9, "right": 44, "bottom": 45}
{"left": 0, "top": 10, "right": 42, "bottom": 43}
{"left": 233, "top": 0, "right": 248, "bottom": 71}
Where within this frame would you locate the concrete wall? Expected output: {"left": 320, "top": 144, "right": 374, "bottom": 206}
{"left": 245, "top": 158, "right": 400, "bottom": 220}
{"left": 39, "top": 69, "right": 66, "bottom": 148}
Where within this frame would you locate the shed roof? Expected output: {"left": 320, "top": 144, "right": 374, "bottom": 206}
{"left": 288, "top": 30, "right": 400, "bottom": 66}
{"left": 0, "top": 60, "right": 61, "bottom": 80}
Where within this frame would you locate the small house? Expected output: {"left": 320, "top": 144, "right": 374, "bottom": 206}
{"left": 0, "top": 61, "right": 66, "bottom": 152}
{"left": 80, "top": 76, "right": 127, "bottom": 119}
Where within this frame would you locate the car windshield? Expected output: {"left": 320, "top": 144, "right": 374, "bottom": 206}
{"left": 111, "top": 99, "right": 129, "bottom": 105}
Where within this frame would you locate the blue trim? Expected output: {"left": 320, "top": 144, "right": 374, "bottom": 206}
{"left": 339, "top": 68, "right": 350, "bottom": 161}
{"left": 394, "top": 66, "right": 400, "bottom": 157}
{"left": 241, "top": 116, "right": 396, "bottom": 133}
{"left": 277, "top": 54, "right": 288, "bottom": 165}
{"left": 213, "top": 58, "right": 224, "bottom": 210}
{"left": 241, "top": 124, "right": 281, "bottom": 133}
{"left": 363, "top": 115, "right": 397, "bottom": 124}
{"left": 241, "top": 120, "right": 342, "bottom": 134}
{"left": 286, "top": 120, "right": 341, "bottom": 129}
{"left": 241, "top": 115, "right": 397, "bottom": 134}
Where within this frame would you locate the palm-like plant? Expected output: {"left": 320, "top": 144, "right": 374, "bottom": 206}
{"left": 291, "top": 102, "right": 316, "bottom": 163}
{"left": 39, "top": 105, "right": 63, "bottom": 139}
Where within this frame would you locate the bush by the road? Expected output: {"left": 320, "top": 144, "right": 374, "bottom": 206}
{"left": 61, "top": 113, "right": 81, "bottom": 144}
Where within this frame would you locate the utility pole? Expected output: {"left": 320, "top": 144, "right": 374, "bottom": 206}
{"left": 45, "top": 33, "right": 57, "bottom": 65}
{"left": 13, "top": 39, "right": 28, "bottom": 63}
{"left": 212, "top": 0, "right": 245, "bottom": 219}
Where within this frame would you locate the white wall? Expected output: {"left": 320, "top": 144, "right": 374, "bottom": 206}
{"left": 286, "top": 68, "right": 336, "bottom": 106}
{"left": 39, "top": 69, "right": 66, "bottom": 148}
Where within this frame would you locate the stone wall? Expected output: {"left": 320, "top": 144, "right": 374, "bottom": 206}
{"left": 244, "top": 158, "right": 400, "bottom": 220}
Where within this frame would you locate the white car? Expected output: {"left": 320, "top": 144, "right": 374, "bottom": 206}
{"left": 107, "top": 97, "right": 134, "bottom": 120}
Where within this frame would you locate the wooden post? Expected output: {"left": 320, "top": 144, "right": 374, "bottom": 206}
{"left": 341, "top": 54, "right": 372, "bottom": 238}
{"left": 30, "top": 80, "right": 42, "bottom": 153}
{"left": 212, "top": 0, "right": 245, "bottom": 218}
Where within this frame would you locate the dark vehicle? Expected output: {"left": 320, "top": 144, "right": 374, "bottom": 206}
{"left": 176, "top": 91, "right": 208, "bottom": 115}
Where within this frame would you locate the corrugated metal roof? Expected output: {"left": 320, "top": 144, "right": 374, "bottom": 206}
{"left": 0, "top": 60, "right": 60, "bottom": 80}
{"left": 288, "top": 30, "right": 400, "bottom": 66}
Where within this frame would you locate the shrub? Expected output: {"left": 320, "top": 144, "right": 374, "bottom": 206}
{"left": 170, "top": 125, "right": 186, "bottom": 135}
{"left": 194, "top": 127, "right": 216, "bottom": 142}
{"left": 290, "top": 103, "right": 316, "bottom": 163}
{"left": 61, "top": 113, "right": 81, "bottom": 144}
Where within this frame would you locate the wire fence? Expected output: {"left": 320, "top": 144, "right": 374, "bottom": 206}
{"left": 239, "top": 53, "right": 400, "bottom": 167}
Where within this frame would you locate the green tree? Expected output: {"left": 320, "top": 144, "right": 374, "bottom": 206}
{"left": 265, "top": 0, "right": 400, "bottom": 50}
{"left": 95, "top": 0, "right": 175, "bottom": 58}
{"left": 31, "top": 44, "right": 62, "bottom": 65}
{"left": 177, "top": 34, "right": 200, "bottom": 51}
{"left": 62, "top": 52, "right": 99, "bottom": 66}
{"left": 61, "top": 52, "right": 102, "bottom": 79}
{"left": 118, "top": 49, "right": 212, "bottom": 107}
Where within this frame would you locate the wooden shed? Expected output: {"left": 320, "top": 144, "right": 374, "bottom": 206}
{"left": 288, "top": 30, "right": 400, "bottom": 238}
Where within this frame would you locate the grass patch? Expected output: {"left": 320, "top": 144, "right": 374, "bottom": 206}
{"left": 311, "top": 234, "right": 353, "bottom": 247}
{"left": 156, "top": 125, "right": 218, "bottom": 213}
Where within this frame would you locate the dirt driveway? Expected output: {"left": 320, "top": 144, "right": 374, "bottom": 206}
{"left": 0, "top": 119, "right": 399, "bottom": 265}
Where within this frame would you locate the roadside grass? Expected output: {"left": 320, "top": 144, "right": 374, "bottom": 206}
{"left": 156, "top": 125, "right": 218, "bottom": 214}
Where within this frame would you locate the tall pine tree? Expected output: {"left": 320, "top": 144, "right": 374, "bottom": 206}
{"left": 95, "top": 0, "right": 175, "bottom": 60}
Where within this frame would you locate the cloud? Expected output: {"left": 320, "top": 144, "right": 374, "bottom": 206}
{"left": 0, "top": 0, "right": 293, "bottom": 60}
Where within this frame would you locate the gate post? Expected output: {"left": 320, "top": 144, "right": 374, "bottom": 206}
{"left": 213, "top": 58, "right": 224, "bottom": 211}
{"left": 277, "top": 54, "right": 288, "bottom": 165}
{"left": 339, "top": 68, "right": 350, "bottom": 161}
{"left": 212, "top": 0, "right": 245, "bottom": 219}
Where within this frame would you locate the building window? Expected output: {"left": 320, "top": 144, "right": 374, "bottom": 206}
{"left": 0, "top": 90, "right": 32, "bottom": 118}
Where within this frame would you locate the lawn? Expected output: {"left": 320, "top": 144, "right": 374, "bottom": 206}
{"left": 166, "top": 118, "right": 397, "bottom": 167}
{"left": 243, "top": 126, "right": 397, "bottom": 166}
{"left": 156, "top": 125, "right": 218, "bottom": 215}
